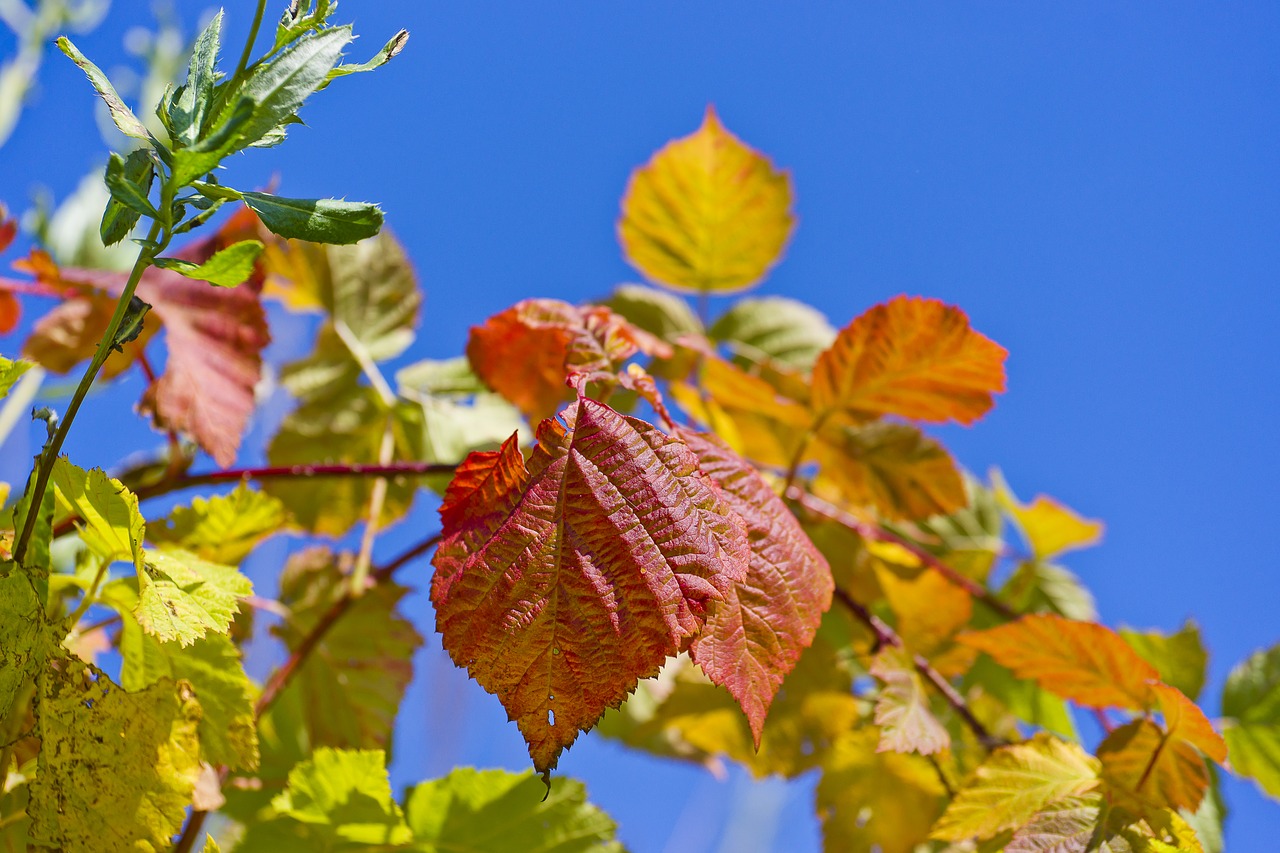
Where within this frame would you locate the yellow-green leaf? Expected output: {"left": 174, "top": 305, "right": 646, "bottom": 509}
{"left": 0, "top": 570, "right": 47, "bottom": 720}
{"left": 992, "top": 469, "right": 1103, "bottom": 560}
{"left": 871, "top": 646, "right": 950, "bottom": 755}
{"left": 135, "top": 547, "right": 252, "bottom": 646}
{"left": 147, "top": 483, "right": 285, "bottom": 564}
{"left": 0, "top": 357, "right": 32, "bottom": 399}
{"left": 270, "top": 748, "right": 412, "bottom": 846}
{"left": 1121, "top": 622, "right": 1208, "bottom": 702}
{"left": 50, "top": 458, "right": 144, "bottom": 571}
{"left": 1220, "top": 643, "right": 1280, "bottom": 800}
{"left": 930, "top": 733, "right": 1101, "bottom": 842}
{"left": 618, "top": 106, "right": 794, "bottom": 294}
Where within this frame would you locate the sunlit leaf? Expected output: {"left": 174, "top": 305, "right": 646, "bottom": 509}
{"left": 869, "top": 544, "right": 972, "bottom": 656}
{"left": 1120, "top": 622, "right": 1207, "bottom": 702}
{"left": 1000, "top": 559, "right": 1097, "bottom": 622}
{"left": 274, "top": 547, "right": 422, "bottom": 750}
{"left": 146, "top": 483, "right": 286, "bottom": 565}
{"left": 931, "top": 734, "right": 1101, "bottom": 842}
{"left": 1098, "top": 720, "right": 1210, "bottom": 813}
{"left": 811, "top": 295, "right": 1007, "bottom": 425}
{"left": 154, "top": 240, "right": 264, "bottom": 288}
{"left": 50, "top": 458, "right": 144, "bottom": 570}
{"left": 871, "top": 646, "right": 949, "bottom": 755}
{"left": 0, "top": 357, "right": 31, "bottom": 398}
{"left": 403, "top": 767, "right": 623, "bottom": 852}
{"left": 1004, "top": 794, "right": 1103, "bottom": 853}
{"left": 1149, "top": 682, "right": 1224, "bottom": 764}
{"left": 710, "top": 295, "right": 836, "bottom": 371}
{"left": 678, "top": 428, "right": 833, "bottom": 744}
{"left": 135, "top": 547, "right": 252, "bottom": 646}
{"left": 466, "top": 298, "right": 668, "bottom": 422}
{"left": 817, "top": 726, "right": 947, "bottom": 853}
{"left": 1220, "top": 643, "right": 1280, "bottom": 799}
{"left": 0, "top": 570, "right": 47, "bottom": 721}
{"left": 964, "top": 655, "right": 1077, "bottom": 740}
{"left": 992, "top": 469, "right": 1103, "bottom": 560}
{"left": 29, "top": 659, "right": 202, "bottom": 852}
{"left": 56, "top": 36, "right": 150, "bottom": 139}
{"left": 618, "top": 106, "right": 794, "bottom": 294}
{"left": 604, "top": 283, "right": 703, "bottom": 344}
{"left": 960, "top": 614, "right": 1158, "bottom": 710}
{"left": 432, "top": 398, "right": 748, "bottom": 772}
{"left": 242, "top": 192, "right": 384, "bottom": 245}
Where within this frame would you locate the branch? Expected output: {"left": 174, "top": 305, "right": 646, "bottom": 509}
{"left": 832, "top": 586, "right": 1007, "bottom": 751}
{"left": 788, "top": 487, "right": 1019, "bottom": 621}
{"left": 172, "top": 532, "right": 442, "bottom": 853}
{"left": 138, "top": 460, "right": 459, "bottom": 500}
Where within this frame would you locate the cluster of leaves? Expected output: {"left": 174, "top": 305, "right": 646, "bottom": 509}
{"left": 0, "top": 12, "right": 1277, "bottom": 852}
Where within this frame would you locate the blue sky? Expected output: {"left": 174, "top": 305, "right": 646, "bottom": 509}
{"left": 2, "top": 1, "right": 1278, "bottom": 849}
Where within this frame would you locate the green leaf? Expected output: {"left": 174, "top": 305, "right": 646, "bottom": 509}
{"left": 404, "top": 767, "right": 623, "bottom": 853}
{"left": 872, "top": 646, "right": 950, "bottom": 755}
{"left": 273, "top": 547, "right": 422, "bottom": 750}
{"left": 0, "top": 357, "right": 33, "bottom": 399}
{"left": 135, "top": 546, "right": 253, "bottom": 646}
{"left": 0, "top": 569, "right": 47, "bottom": 721}
{"left": 56, "top": 36, "right": 150, "bottom": 140}
{"left": 396, "top": 356, "right": 488, "bottom": 397}
{"left": 326, "top": 29, "right": 409, "bottom": 82}
{"left": 100, "top": 149, "right": 155, "bottom": 245}
{"left": 167, "top": 9, "right": 223, "bottom": 145}
{"left": 146, "top": 483, "right": 285, "bottom": 564}
{"left": 263, "top": 748, "right": 412, "bottom": 847}
{"left": 1181, "top": 765, "right": 1225, "bottom": 853}
{"left": 710, "top": 295, "right": 837, "bottom": 370}
{"left": 604, "top": 283, "right": 703, "bottom": 343}
{"left": 242, "top": 191, "right": 383, "bottom": 245}
{"left": 965, "top": 654, "right": 1077, "bottom": 740}
{"left": 1120, "top": 621, "right": 1208, "bottom": 701}
{"left": 120, "top": 616, "right": 258, "bottom": 770}
{"left": 930, "top": 734, "right": 1102, "bottom": 842}
{"left": 1221, "top": 643, "right": 1280, "bottom": 799}
{"left": 49, "top": 458, "right": 144, "bottom": 571}
{"left": 266, "top": 388, "right": 425, "bottom": 536}
{"left": 999, "top": 559, "right": 1098, "bottom": 622}
{"left": 170, "top": 97, "right": 255, "bottom": 186}
{"left": 227, "top": 26, "right": 353, "bottom": 148}
{"left": 29, "top": 657, "right": 202, "bottom": 852}
{"left": 154, "top": 239, "right": 264, "bottom": 287}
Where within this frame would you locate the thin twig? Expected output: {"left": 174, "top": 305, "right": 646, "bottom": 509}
{"left": 832, "top": 586, "right": 1007, "bottom": 751}
{"left": 789, "top": 487, "right": 1019, "bottom": 621}
{"left": 172, "top": 532, "right": 442, "bottom": 853}
{"left": 349, "top": 419, "right": 396, "bottom": 596}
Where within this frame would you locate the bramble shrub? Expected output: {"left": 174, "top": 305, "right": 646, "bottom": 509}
{"left": 0, "top": 3, "right": 1277, "bottom": 851}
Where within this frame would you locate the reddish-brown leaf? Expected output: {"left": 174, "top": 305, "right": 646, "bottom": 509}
{"left": 676, "top": 428, "right": 833, "bottom": 745}
{"left": 812, "top": 295, "right": 1007, "bottom": 425}
{"left": 431, "top": 396, "right": 748, "bottom": 772}
{"left": 959, "top": 614, "right": 1158, "bottom": 710}
{"left": 0, "top": 207, "right": 16, "bottom": 333}
{"left": 17, "top": 225, "right": 269, "bottom": 466}
{"left": 466, "top": 298, "right": 671, "bottom": 422}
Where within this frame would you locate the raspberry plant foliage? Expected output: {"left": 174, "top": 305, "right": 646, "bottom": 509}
{"left": 0, "top": 4, "right": 1277, "bottom": 852}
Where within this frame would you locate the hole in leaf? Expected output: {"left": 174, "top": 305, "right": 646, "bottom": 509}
{"left": 548, "top": 709, "right": 556, "bottom": 727}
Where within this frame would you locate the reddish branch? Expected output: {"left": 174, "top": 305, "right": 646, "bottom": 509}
{"left": 171, "top": 532, "right": 442, "bottom": 853}
{"left": 832, "top": 586, "right": 1007, "bottom": 751}
{"left": 788, "top": 487, "right": 1019, "bottom": 621}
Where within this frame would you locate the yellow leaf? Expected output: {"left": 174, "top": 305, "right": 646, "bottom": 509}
{"left": 930, "top": 734, "right": 1101, "bottom": 842}
{"left": 618, "top": 106, "right": 795, "bottom": 294}
{"left": 812, "top": 295, "right": 1007, "bottom": 425}
{"left": 992, "top": 469, "right": 1103, "bottom": 560}
{"left": 872, "top": 556, "right": 972, "bottom": 656}
{"left": 960, "top": 614, "right": 1159, "bottom": 710}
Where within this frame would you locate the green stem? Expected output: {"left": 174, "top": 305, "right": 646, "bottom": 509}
{"left": 232, "top": 0, "right": 269, "bottom": 84}
{"left": 63, "top": 557, "right": 109, "bottom": 629}
{"left": 13, "top": 219, "right": 166, "bottom": 565}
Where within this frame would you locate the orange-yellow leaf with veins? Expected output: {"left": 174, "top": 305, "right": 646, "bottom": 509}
{"left": 1097, "top": 719, "right": 1211, "bottom": 813}
{"left": 431, "top": 398, "right": 749, "bottom": 773}
{"left": 959, "top": 614, "right": 1158, "bottom": 710}
{"left": 677, "top": 428, "right": 833, "bottom": 746}
{"left": 467, "top": 298, "right": 669, "bottom": 423}
{"left": 618, "top": 106, "right": 795, "bottom": 294}
{"left": 1150, "top": 681, "right": 1227, "bottom": 763}
{"left": 811, "top": 295, "right": 1007, "bottom": 425}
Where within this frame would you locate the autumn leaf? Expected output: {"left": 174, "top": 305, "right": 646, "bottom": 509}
{"left": 871, "top": 646, "right": 950, "bottom": 755}
{"left": 146, "top": 483, "right": 286, "bottom": 565}
{"left": 960, "top": 614, "right": 1160, "bottom": 710}
{"left": 0, "top": 205, "right": 17, "bottom": 333}
{"left": 869, "top": 542, "right": 973, "bottom": 656}
{"left": 17, "top": 221, "right": 270, "bottom": 466}
{"left": 811, "top": 295, "right": 1007, "bottom": 425}
{"left": 1120, "top": 621, "right": 1208, "bottom": 702}
{"left": 677, "top": 428, "right": 833, "bottom": 745}
{"left": 618, "top": 106, "right": 794, "bottom": 294}
{"left": 431, "top": 397, "right": 749, "bottom": 772}
{"left": 466, "top": 298, "right": 669, "bottom": 422}
{"left": 1220, "top": 643, "right": 1280, "bottom": 800}
{"left": 930, "top": 734, "right": 1101, "bottom": 842}
{"left": 993, "top": 468, "right": 1103, "bottom": 560}
{"left": 1098, "top": 720, "right": 1212, "bottom": 813}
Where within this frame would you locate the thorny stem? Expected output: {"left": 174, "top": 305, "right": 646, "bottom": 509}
{"left": 13, "top": 220, "right": 166, "bottom": 565}
{"left": 173, "top": 532, "right": 443, "bottom": 853}
{"left": 832, "top": 586, "right": 1007, "bottom": 751}
{"left": 789, "top": 487, "right": 1019, "bottom": 621}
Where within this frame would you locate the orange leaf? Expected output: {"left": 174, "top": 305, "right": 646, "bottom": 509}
{"left": 678, "top": 428, "right": 833, "bottom": 746}
{"left": 1149, "top": 681, "right": 1227, "bottom": 763}
{"left": 618, "top": 106, "right": 795, "bottom": 294}
{"left": 812, "top": 295, "right": 1007, "bottom": 425}
{"left": 466, "top": 298, "right": 669, "bottom": 423}
{"left": 959, "top": 614, "right": 1158, "bottom": 710}
{"left": 1097, "top": 719, "right": 1210, "bottom": 813}
{"left": 431, "top": 398, "right": 749, "bottom": 773}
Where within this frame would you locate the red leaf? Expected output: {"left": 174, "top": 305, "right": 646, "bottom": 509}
{"left": 431, "top": 396, "right": 748, "bottom": 772}
{"left": 466, "top": 298, "right": 671, "bottom": 422}
{"left": 677, "top": 428, "right": 833, "bottom": 746}
{"left": 17, "top": 224, "right": 269, "bottom": 466}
